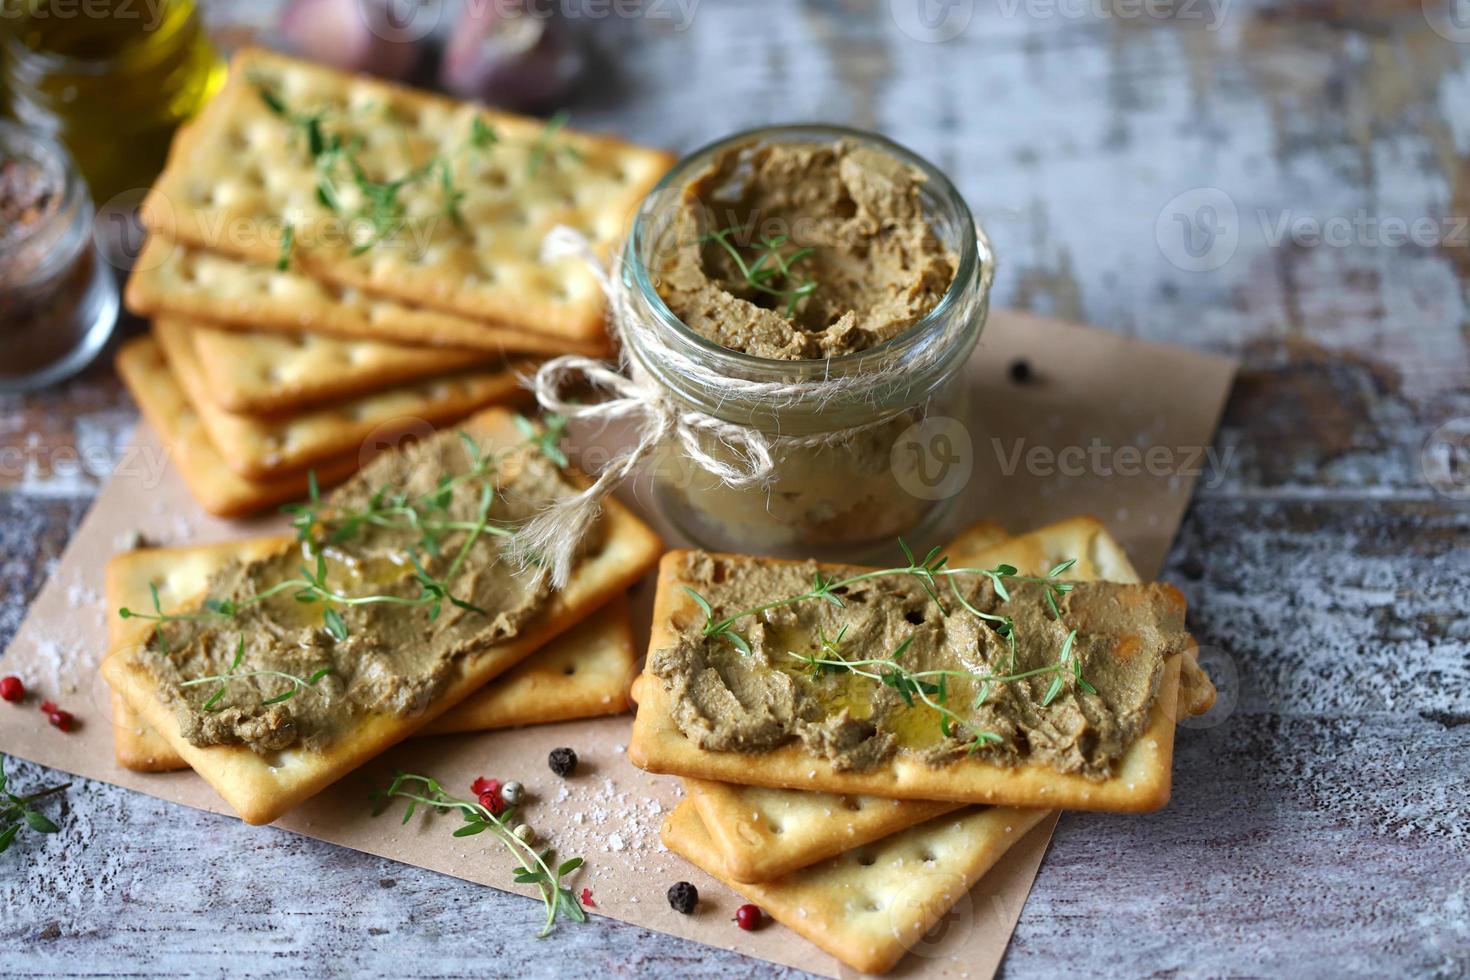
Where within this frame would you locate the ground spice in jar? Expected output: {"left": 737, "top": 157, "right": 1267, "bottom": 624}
{"left": 0, "top": 123, "right": 118, "bottom": 391}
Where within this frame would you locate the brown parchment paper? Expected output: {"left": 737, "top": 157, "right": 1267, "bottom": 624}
{"left": 0, "top": 309, "right": 1236, "bottom": 978}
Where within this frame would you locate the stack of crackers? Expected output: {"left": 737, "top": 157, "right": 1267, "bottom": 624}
{"left": 630, "top": 516, "right": 1218, "bottom": 973}
{"left": 118, "top": 48, "right": 674, "bottom": 516}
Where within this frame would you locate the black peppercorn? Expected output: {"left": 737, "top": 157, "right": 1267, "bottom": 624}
{"left": 548, "top": 746, "right": 578, "bottom": 777}
{"left": 1008, "top": 358, "right": 1033, "bottom": 384}
{"left": 667, "top": 881, "right": 699, "bottom": 914}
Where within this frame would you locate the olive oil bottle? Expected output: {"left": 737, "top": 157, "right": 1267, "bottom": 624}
{"left": 1, "top": 0, "right": 224, "bottom": 203}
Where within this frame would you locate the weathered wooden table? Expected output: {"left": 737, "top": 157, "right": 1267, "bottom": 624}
{"left": 3, "top": 2, "right": 1467, "bottom": 976}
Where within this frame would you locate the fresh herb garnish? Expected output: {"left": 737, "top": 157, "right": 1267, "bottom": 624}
{"left": 0, "top": 755, "right": 68, "bottom": 855}
{"left": 701, "top": 224, "right": 819, "bottom": 316}
{"left": 121, "top": 525, "right": 491, "bottom": 644}
{"left": 276, "top": 222, "right": 295, "bottom": 271}
{"left": 119, "top": 419, "right": 571, "bottom": 698}
{"left": 513, "top": 412, "right": 570, "bottom": 467}
{"left": 180, "top": 636, "right": 333, "bottom": 711}
{"left": 372, "top": 772, "right": 586, "bottom": 937}
{"left": 526, "top": 110, "right": 582, "bottom": 176}
{"left": 249, "top": 79, "right": 580, "bottom": 259}
{"left": 685, "top": 545, "right": 1094, "bottom": 750}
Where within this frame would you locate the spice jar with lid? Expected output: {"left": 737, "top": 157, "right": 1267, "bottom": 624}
{"left": 0, "top": 120, "right": 119, "bottom": 392}
{"left": 617, "top": 125, "right": 993, "bottom": 560}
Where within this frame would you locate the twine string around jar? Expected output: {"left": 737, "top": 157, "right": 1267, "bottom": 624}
{"left": 514, "top": 224, "right": 993, "bottom": 587}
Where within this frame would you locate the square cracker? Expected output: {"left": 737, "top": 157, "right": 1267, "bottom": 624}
{"left": 679, "top": 520, "right": 1009, "bottom": 884}
{"left": 141, "top": 48, "right": 675, "bottom": 343}
{"left": 102, "top": 539, "right": 637, "bottom": 770}
{"left": 100, "top": 408, "right": 664, "bottom": 824}
{"left": 682, "top": 779, "right": 963, "bottom": 884}
{"left": 629, "top": 516, "right": 1197, "bottom": 813}
{"left": 115, "top": 336, "right": 361, "bottom": 517}
{"left": 188, "top": 323, "right": 498, "bottom": 415}
{"left": 662, "top": 799, "right": 1050, "bottom": 975}
{"left": 126, "top": 237, "right": 613, "bottom": 358}
{"left": 153, "top": 317, "right": 533, "bottom": 479}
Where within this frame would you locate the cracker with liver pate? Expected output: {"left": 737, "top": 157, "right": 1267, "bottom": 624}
{"left": 630, "top": 516, "right": 1207, "bottom": 813}
{"left": 678, "top": 521, "right": 1007, "bottom": 883}
{"left": 104, "top": 537, "right": 296, "bottom": 771}
{"left": 662, "top": 799, "right": 1050, "bottom": 975}
{"left": 116, "top": 336, "right": 361, "bottom": 517}
{"left": 104, "top": 540, "right": 637, "bottom": 771}
{"left": 126, "top": 237, "right": 612, "bottom": 358}
{"left": 153, "top": 317, "right": 532, "bottom": 479}
{"left": 140, "top": 48, "right": 673, "bottom": 344}
{"left": 188, "top": 323, "right": 498, "bottom": 415}
{"left": 101, "top": 409, "right": 663, "bottom": 824}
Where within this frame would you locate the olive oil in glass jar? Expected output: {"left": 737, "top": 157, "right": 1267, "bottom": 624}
{"left": 1, "top": 0, "right": 224, "bottom": 204}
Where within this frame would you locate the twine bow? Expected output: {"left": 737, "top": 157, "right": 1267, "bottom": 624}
{"left": 512, "top": 228, "right": 779, "bottom": 586}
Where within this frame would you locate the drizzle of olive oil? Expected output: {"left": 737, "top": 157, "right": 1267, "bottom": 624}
{"left": 261, "top": 549, "right": 415, "bottom": 630}
{"left": 773, "top": 627, "right": 949, "bottom": 751}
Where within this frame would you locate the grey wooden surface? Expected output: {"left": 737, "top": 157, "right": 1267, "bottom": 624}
{"left": 3, "top": 1, "right": 1469, "bottom": 977}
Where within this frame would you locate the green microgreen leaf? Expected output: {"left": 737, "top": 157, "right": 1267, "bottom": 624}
{"left": 683, "top": 586, "right": 714, "bottom": 622}
{"left": 22, "top": 810, "right": 57, "bottom": 834}
{"left": 700, "top": 223, "right": 820, "bottom": 316}
{"left": 323, "top": 608, "right": 349, "bottom": 641}
{"left": 277, "top": 222, "right": 295, "bottom": 271}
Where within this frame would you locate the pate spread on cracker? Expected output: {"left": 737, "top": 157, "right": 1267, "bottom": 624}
{"left": 102, "top": 534, "right": 637, "bottom": 772}
{"left": 648, "top": 551, "right": 1191, "bottom": 779}
{"left": 124, "top": 424, "right": 596, "bottom": 756}
{"left": 630, "top": 518, "right": 1211, "bottom": 811}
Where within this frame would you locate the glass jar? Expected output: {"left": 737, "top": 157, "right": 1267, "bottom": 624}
{"left": 0, "top": 120, "right": 118, "bottom": 392}
{"left": 0, "top": 0, "right": 224, "bottom": 205}
{"left": 620, "top": 125, "right": 993, "bottom": 561}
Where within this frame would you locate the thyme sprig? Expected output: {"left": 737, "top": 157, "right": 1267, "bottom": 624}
{"left": 285, "top": 432, "right": 514, "bottom": 557}
{"left": 513, "top": 412, "right": 570, "bottom": 467}
{"left": 0, "top": 755, "right": 68, "bottom": 855}
{"left": 119, "top": 531, "right": 489, "bottom": 643}
{"left": 685, "top": 543, "right": 1096, "bottom": 749}
{"left": 372, "top": 772, "right": 585, "bottom": 937}
{"left": 251, "top": 78, "right": 580, "bottom": 257}
{"left": 701, "top": 224, "right": 819, "bottom": 316}
{"left": 179, "top": 636, "right": 334, "bottom": 711}
{"left": 525, "top": 110, "right": 584, "bottom": 175}
{"left": 685, "top": 540, "right": 1053, "bottom": 653}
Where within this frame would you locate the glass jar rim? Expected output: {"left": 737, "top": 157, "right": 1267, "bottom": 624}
{"left": 623, "top": 122, "right": 986, "bottom": 383}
